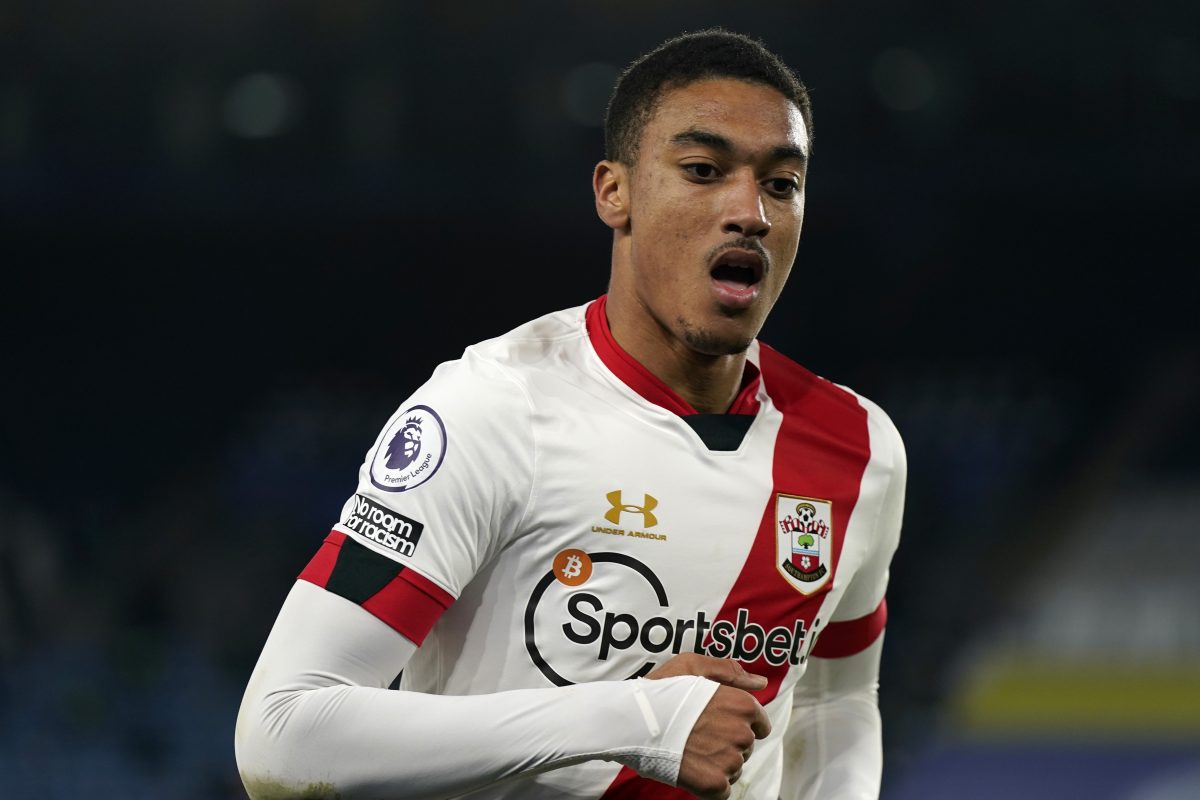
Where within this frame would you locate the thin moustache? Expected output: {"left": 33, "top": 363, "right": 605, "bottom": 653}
{"left": 709, "top": 239, "right": 770, "bottom": 275}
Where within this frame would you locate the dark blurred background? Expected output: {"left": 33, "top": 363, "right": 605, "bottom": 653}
{"left": 2, "top": 1, "right": 1198, "bottom": 798}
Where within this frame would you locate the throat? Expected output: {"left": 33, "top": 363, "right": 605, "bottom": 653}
{"left": 673, "top": 355, "right": 750, "bottom": 413}
{"left": 595, "top": 292, "right": 760, "bottom": 416}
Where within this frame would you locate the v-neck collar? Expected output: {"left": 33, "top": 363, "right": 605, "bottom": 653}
{"left": 585, "top": 295, "right": 762, "bottom": 417}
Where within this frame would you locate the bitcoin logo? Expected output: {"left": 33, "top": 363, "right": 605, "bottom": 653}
{"left": 552, "top": 548, "right": 592, "bottom": 587}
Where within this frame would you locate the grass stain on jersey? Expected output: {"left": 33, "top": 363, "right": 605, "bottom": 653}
{"left": 242, "top": 777, "right": 342, "bottom": 800}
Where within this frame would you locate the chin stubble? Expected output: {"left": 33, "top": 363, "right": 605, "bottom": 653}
{"left": 678, "top": 318, "right": 753, "bottom": 356}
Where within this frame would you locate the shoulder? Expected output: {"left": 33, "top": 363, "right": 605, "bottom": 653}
{"left": 463, "top": 301, "right": 591, "bottom": 375}
{"left": 412, "top": 303, "right": 589, "bottom": 409}
{"left": 756, "top": 341, "right": 905, "bottom": 463}
{"left": 755, "top": 341, "right": 868, "bottom": 415}
{"left": 422, "top": 301, "right": 595, "bottom": 418}
{"left": 375, "top": 301, "right": 593, "bottom": 470}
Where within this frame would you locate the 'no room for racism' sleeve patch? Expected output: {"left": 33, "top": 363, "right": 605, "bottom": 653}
{"left": 299, "top": 531, "right": 455, "bottom": 646}
{"left": 341, "top": 493, "right": 426, "bottom": 557}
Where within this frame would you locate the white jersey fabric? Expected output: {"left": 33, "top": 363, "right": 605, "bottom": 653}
{"left": 236, "top": 296, "right": 906, "bottom": 800}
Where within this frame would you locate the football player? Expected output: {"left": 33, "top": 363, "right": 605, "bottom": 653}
{"left": 236, "top": 28, "right": 904, "bottom": 800}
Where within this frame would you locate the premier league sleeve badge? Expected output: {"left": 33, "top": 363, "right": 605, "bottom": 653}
{"left": 369, "top": 405, "right": 448, "bottom": 492}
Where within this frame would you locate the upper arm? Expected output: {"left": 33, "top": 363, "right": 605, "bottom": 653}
{"left": 233, "top": 579, "right": 419, "bottom": 782}
{"left": 245, "top": 579, "right": 420, "bottom": 694}
{"left": 302, "top": 352, "right": 537, "bottom": 646}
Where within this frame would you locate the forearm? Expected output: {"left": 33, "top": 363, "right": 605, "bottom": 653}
{"left": 235, "top": 581, "right": 718, "bottom": 800}
{"left": 780, "top": 637, "right": 884, "bottom": 800}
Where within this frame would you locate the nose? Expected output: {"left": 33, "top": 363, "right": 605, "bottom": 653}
{"left": 721, "top": 172, "right": 771, "bottom": 238}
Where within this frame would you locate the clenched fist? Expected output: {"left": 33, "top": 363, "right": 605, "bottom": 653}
{"left": 647, "top": 653, "right": 771, "bottom": 799}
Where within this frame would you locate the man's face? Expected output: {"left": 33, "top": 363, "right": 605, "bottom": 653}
{"left": 617, "top": 78, "right": 808, "bottom": 355}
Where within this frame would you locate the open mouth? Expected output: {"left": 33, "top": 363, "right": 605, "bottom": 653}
{"left": 711, "top": 263, "right": 759, "bottom": 287}
{"left": 709, "top": 249, "right": 765, "bottom": 309}
{"left": 710, "top": 250, "right": 764, "bottom": 287}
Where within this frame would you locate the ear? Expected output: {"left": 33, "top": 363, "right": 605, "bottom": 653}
{"left": 593, "top": 160, "right": 630, "bottom": 231}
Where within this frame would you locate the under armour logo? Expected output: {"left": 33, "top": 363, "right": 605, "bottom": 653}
{"left": 604, "top": 490, "right": 659, "bottom": 528}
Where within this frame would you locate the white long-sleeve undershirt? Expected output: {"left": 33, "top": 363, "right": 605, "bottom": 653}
{"left": 780, "top": 636, "right": 884, "bottom": 800}
{"left": 234, "top": 580, "right": 720, "bottom": 800}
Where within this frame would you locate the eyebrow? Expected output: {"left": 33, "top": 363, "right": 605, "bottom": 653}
{"left": 670, "top": 128, "right": 808, "bottom": 164}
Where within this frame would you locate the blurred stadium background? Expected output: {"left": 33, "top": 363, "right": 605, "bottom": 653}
{"left": 2, "top": 1, "right": 1198, "bottom": 797}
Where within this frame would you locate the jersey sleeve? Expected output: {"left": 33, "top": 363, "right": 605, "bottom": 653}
{"left": 236, "top": 581, "right": 722, "bottom": 799}
{"left": 812, "top": 398, "right": 905, "bottom": 659}
{"left": 300, "top": 349, "right": 537, "bottom": 644}
{"left": 781, "top": 637, "right": 885, "bottom": 799}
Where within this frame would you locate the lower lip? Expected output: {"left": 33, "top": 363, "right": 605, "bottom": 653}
{"left": 711, "top": 277, "right": 761, "bottom": 309}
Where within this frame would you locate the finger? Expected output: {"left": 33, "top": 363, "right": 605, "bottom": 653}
{"left": 698, "top": 658, "right": 766, "bottom": 691}
{"left": 722, "top": 660, "right": 768, "bottom": 692}
{"left": 750, "top": 699, "right": 772, "bottom": 739}
{"left": 646, "top": 654, "right": 769, "bottom": 691}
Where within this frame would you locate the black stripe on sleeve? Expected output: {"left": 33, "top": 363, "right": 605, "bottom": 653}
{"left": 325, "top": 536, "right": 404, "bottom": 605}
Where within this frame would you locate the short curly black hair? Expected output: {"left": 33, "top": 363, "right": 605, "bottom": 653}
{"left": 604, "top": 28, "right": 812, "bottom": 166}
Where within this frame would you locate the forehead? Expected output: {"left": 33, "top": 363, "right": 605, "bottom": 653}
{"left": 642, "top": 77, "right": 809, "bottom": 156}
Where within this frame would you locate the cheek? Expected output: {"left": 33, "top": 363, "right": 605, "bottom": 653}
{"left": 670, "top": 207, "right": 706, "bottom": 243}
{"left": 769, "top": 204, "right": 804, "bottom": 262}
{"left": 645, "top": 193, "right": 711, "bottom": 246}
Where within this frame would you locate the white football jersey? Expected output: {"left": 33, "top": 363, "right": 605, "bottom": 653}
{"left": 298, "top": 296, "right": 905, "bottom": 799}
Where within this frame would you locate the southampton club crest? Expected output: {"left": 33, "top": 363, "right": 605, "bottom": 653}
{"left": 369, "top": 405, "right": 447, "bottom": 493}
{"left": 775, "top": 494, "right": 834, "bottom": 595}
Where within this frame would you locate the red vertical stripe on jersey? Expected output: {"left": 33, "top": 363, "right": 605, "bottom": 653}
{"left": 601, "top": 344, "right": 872, "bottom": 800}
{"left": 298, "top": 530, "right": 455, "bottom": 646}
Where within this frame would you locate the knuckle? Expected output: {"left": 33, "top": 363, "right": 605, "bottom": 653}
{"left": 734, "top": 693, "right": 758, "bottom": 713}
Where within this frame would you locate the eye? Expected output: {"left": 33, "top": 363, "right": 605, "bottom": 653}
{"left": 683, "top": 162, "right": 719, "bottom": 181}
{"left": 766, "top": 177, "right": 800, "bottom": 197}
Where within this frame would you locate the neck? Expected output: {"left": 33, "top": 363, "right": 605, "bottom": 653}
{"left": 605, "top": 292, "right": 748, "bottom": 415}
